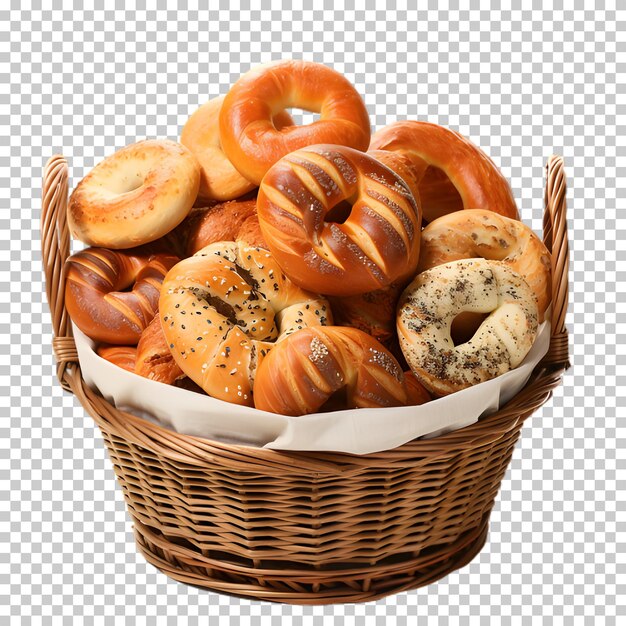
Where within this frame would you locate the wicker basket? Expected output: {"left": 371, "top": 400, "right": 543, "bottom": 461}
{"left": 41, "top": 154, "right": 570, "bottom": 605}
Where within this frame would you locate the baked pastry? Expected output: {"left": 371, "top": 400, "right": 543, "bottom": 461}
{"left": 328, "top": 282, "right": 403, "bottom": 349}
{"left": 370, "top": 121, "right": 519, "bottom": 223}
{"left": 65, "top": 247, "right": 178, "bottom": 344}
{"left": 253, "top": 326, "right": 410, "bottom": 416}
{"left": 418, "top": 209, "right": 551, "bottom": 322}
{"left": 181, "top": 95, "right": 293, "bottom": 202}
{"left": 68, "top": 139, "right": 200, "bottom": 248}
{"left": 403, "top": 371, "right": 432, "bottom": 406}
{"left": 158, "top": 241, "right": 332, "bottom": 406}
{"left": 235, "top": 213, "right": 266, "bottom": 250}
{"left": 173, "top": 198, "right": 266, "bottom": 256}
{"left": 96, "top": 345, "right": 137, "bottom": 372}
{"left": 173, "top": 376, "right": 207, "bottom": 394}
{"left": 256, "top": 145, "right": 421, "bottom": 296}
{"left": 219, "top": 60, "right": 371, "bottom": 184}
{"left": 397, "top": 259, "right": 538, "bottom": 396}
{"left": 135, "top": 314, "right": 184, "bottom": 384}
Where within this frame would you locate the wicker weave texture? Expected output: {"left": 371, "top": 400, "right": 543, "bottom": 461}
{"left": 41, "top": 155, "right": 569, "bottom": 604}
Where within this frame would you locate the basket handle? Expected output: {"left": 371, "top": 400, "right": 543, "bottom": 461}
{"left": 41, "top": 155, "right": 78, "bottom": 391}
{"left": 542, "top": 155, "right": 570, "bottom": 371}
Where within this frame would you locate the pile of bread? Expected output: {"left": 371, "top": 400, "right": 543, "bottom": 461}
{"left": 64, "top": 60, "right": 551, "bottom": 417}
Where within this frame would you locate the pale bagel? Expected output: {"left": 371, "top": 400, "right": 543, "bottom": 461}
{"left": 68, "top": 139, "right": 200, "bottom": 249}
{"left": 397, "top": 259, "right": 539, "bottom": 396}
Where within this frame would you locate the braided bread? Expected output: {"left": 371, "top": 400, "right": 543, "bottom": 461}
{"left": 65, "top": 248, "right": 179, "bottom": 344}
{"left": 159, "top": 241, "right": 332, "bottom": 406}
{"left": 257, "top": 145, "right": 421, "bottom": 296}
{"left": 253, "top": 326, "right": 409, "bottom": 416}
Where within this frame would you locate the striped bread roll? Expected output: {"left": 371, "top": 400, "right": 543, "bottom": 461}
{"left": 65, "top": 247, "right": 179, "bottom": 345}
{"left": 256, "top": 145, "right": 422, "bottom": 296}
{"left": 253, "top": 326, "right": 410, "bottom": 416}
{"left": 367, "top": 149, "right": 422, "bottom": 208}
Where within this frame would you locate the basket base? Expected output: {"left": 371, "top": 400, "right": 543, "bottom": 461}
{"left": 132, "top": 515, "right": 490, "bottom": 605}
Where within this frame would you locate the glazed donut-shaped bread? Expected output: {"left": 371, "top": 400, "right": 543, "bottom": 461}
{"left": 159, "top": 241, "right": 332, "bottom": 406}
{"left": 135, "top": 314, "right": 184, "bottom": 384}
{"left": 219, "top": 60, "right": 371, "bottom": 185}
{"left": 65, "top": 248, "right": 179, "bottom": 344}
{"left": 397, "top": 259, "right": 539, "bottom": 396}
{"left": 181, "top": 95, "right": 293, "bottom": 202}
{"left": 257, "top": 145, "right": 421, "bottom": 296}
{"left": 370, "top": 121, "right": 519, "bottom": 223}
{"left": 96, "top": 345, "right": 137, "bottom": 372}
{"left": 253, "top": 326, "right": 410, "bottom": 416}
{"left": 69, "top": 140, "right": 200, "bottom": 249}
{"left": 418, "top": 209, "right": 551, "bottom": 322}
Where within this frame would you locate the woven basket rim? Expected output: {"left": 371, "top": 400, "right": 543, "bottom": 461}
{"left": 41, "top": 154, "right": 570, "bottom": 472}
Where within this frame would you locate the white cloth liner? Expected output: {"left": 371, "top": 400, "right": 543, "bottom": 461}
{"left": 74, "top": 320, "right": 550, "bottom": 455}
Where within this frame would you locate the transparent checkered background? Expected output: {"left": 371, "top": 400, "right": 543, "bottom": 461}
{"left": 1, "top": 3, "right": 623, "bottom": 624}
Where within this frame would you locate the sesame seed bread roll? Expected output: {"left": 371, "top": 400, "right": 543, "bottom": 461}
{"left": 159, "top": 241, "right": 332, "bottom": 406}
